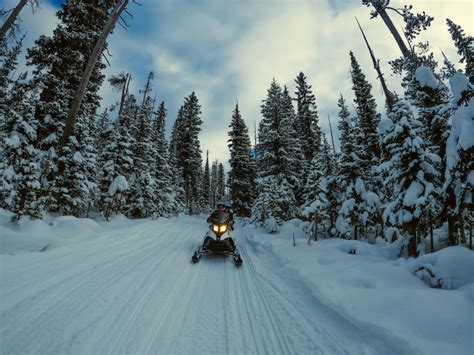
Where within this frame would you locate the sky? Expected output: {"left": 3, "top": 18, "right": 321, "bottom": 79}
{"left": 3, "top": 0, "right": 473, "bottom": 168}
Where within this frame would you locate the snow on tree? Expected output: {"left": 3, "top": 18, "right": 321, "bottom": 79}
{"left": 349, "top": 50, "right": 381, "bottom": 165}
{"left": 217, "top": 163, "right": 226, "bottom": 199}
{"left": 201, "top": 150, "right": 211, "bottom": 210}
{"left": 210, "top": 160, "right": 219, "bottom": 207}
{"left": 253, "top": 79, "right": 301, "bottom": 224}
{"left": 0, "top": 73, "right": 43, "bottom": 220}
{"left": 302, "top": 134, "right": 339, "bottom": 237}
{"left": 152, "top": 101, "right": 180, "bottom": 216}
{"left": 0, "top": 38, "right": 22, "bottom": 125}
{"left": 293, "top": 71, "right": 322, "bottom": 163}
{"left": 380, "top": 99, "right": 439, "bottom": 256}
{"left": 446, "top": 18, "right": 474, "bottom": 84}
{"left": 172, "top": 92, "right": 203, "bottom": 214}
{"left": 26, "top": 1, "right": 114, "bottom": 206}
{"left": 98, "top": 95, "right": 136, "bottom": 219}
{"left": 128, "top": 90, "right": 158, "bottom": 218}
{"left": 227, "top": 103, "right": 256, "bottom": 217}
{"left": 444, "top": 72, "right": 473, "bottom": 246}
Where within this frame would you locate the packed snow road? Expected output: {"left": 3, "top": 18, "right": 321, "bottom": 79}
{"left": 1, "top": 216, "right": 411, "bottom": 354}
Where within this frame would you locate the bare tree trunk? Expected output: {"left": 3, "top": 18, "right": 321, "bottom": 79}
{"left": 118, "top": 73, "right": 130, "bottom": 118}
{"left": 0, "top": 0, "right": 28, "bottom": 40}
{"left": 356, "top": 17, "right": 394, "bottom": 112}
{"left": 408, "top": 225, "right": 418, "bottom": 257}
{"left": 58, "top": 0, "right": 129, "bottom": 172}
{"left": 327, "top": 115, "right": 336, "bottom": 155}
{"left": 429, "top": 211, "right": 434, "bottom": 253}
{"left": 372, "top": 4, "right": 412, "bottom": 59}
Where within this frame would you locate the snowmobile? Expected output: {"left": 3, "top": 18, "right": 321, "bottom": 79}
{"left": 192, "top": 210, "right": 242, "bottom": 266}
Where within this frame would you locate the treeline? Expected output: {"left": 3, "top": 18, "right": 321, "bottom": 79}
{"left": 0, "top": 1, "right": 227, "bottom": 221}
{"left": 0, "top": 1, "right": 472, "bottom": 257}
{"left": 227, "top": 2, "right": 473, "bottom": 256}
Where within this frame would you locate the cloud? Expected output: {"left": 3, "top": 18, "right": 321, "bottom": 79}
{"left": 6, "top": 0, "right": 473, "bottom": 169}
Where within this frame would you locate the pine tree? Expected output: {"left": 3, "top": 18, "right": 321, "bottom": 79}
{"left": 227, "top": 103, "right": 257, "bottom": 217}
{"left": 446, "top": 19, "right": 474, "bottom": 84}
{"left": 26, "top": 1, "right": 114, "bottom": 207}
{"left": 128, "top": 92, "right": 157, "bottom": 218}
{"left": 173, "top": 92, "right": 203, "bottom": 214}
{"left": 210, "top": 160, "right": 219, "bottom": 207}
{"left": 294, "top": 71, "right": 322, "bottom": 162}
{"left": 380, "top": 99, "right": 439, "bottom": 256}
{"left": 98, "top": 95, "right": 135, "bottom": 219}
{"left": 152, "top": 101, "right": 178, "bottom": 215}
{"left": 0, "top": 38, "right": 22, "bottom": 124}
{"left": 168, "top": 107, "right": 186, "bottom": 212}
{"left": 253, "top": 79, "right": 300, "bottom": 224}
{"left": 0, "top": 73, "right": 43, "bottom": 220}
{"left": 444, "top": 72, "right": 473, "bottom": 246}
{"left": 202, "top": 150, "right": 211, "bottom": 209}
{"left": 349, "top": 51, "right": 381, "bottom": 165}
{"left": 217, "top": 163, "right": 225, "bottom": 198}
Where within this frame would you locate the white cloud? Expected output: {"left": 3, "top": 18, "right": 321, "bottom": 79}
{"left": 5, "top": 0, "right": 473, "bottom": 169}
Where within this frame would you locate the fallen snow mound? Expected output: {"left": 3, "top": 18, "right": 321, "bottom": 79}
{"left": 405, "top": 246, "right": 474, "bottom": 290}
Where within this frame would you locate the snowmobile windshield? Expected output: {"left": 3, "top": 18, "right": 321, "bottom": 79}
{"left": 209, "top": 211, "right": 230, "bottom": 225}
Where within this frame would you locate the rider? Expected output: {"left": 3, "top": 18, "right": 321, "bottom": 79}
{"left": 205, "top": 200, "right": 235, "bottom": 250}
{"left": 207, "top": 200, "right": 234, "bottom": 230}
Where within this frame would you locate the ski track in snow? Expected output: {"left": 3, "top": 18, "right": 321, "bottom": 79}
{"left": 1, "top": 217, "right": 413, "bottom": 354}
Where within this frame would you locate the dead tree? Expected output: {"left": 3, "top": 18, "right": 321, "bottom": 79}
{"left": 0, "top": 0, "right": 39, "bottom": 40}
{"left": 58, "top": 0, "right": 129, "bottom": 172}
{"left": 356, "top": 17, "right": 394, "bottom": 112}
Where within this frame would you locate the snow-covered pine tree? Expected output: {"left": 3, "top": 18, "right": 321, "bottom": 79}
{"left": 0, "top": 38, "right": 22, "bottom": 125}
{"left": 227, "top": 103, "right": 257, "bottom": 217}
{"left": 282, "top": 85, "right": 306, "bottom": 203}
{"left": 202, "top": 150, "right": 211, "bottom": 210}
{"left": 173, "top": 92, "right": 203, "bottom": 214}
{"left": 349, "top": 51, "right": 381, "bottom": 165}
{"left": 0, "top": 72, "right": 43, "bottom": 220}
{"left": 253, "top": 79, "right": 300, "bottom": 225}
{"left": 152, "top": 101, "right": 179, "bottom": 216}
{"left": 303, "top": 134, "right": 338, "bottom": 237}
{"left": 168, "top": 106, "right": 186, "bottom": 212}
{"left": 217, "top": 162, "right": 226, "bottom": 199}
{"left": 380, "top": 99, "right": 439, "bottom": 256}
{"left": 26, "top": 1, "right": 114, "bottom": 208}
{"left": 128, "top": 90, "right": 158, "bottom": 218}
{"left": 446, "top": 19, "right": 474, "bottom": 84}
{"left": 294, "top": 71, "right": 322, "bottom": 163}
{"left": 444, "top": 72, "right": 473, "bottom": 246}
{"left": 210, "top": 160, "right": 219, "bottom": 206}
{"left": 98, "top": 95, "right": 136, "bottom": 220}
{"left": 346, "top": 51, "right": 382, "bottom": 237}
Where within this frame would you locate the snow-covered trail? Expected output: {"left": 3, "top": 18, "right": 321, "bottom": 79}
{"left": 1, "top": 216, "right": 411, "bottom": 354}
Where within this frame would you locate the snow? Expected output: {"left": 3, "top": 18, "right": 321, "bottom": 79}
{"left": 1, "top": 212, "right": 473, "bottom": 354}
{"left": 415, "top": 65, "right": 439, "bottom": 89}
{"left": 449, "top": 71, "right": 470, "bottom": 103}
{"left": 108, "top": 175, "right": 129, "bottom": 196}
{"left": 403, "top": 180, "right": 423, "bottom": 206}
{"left": 445, "top": 97, "right": 474, "bottom": 179}
{"left": 5, "top": 135, "right": 20, "bottom": 148}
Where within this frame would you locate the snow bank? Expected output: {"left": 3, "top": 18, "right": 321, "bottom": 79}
{"left": 0, "top": 209, "right": 102, "bottom": 254}
{"left": 247, "top": 220, "right": 474, "bottom": 355}
{"left": 405, "top": 246, "right": 474, "bottom": 290}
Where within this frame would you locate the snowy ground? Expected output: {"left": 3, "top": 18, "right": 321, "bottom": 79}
{"left": 1, "top": 211, "right": 473, "bottom": 355}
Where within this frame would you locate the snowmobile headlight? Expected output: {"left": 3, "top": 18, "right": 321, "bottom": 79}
{"left": 219, "top": 225, "right": 227, "bottom": 233}
{"left": 213, "top": 225, "right": 219, "bottom": 232}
